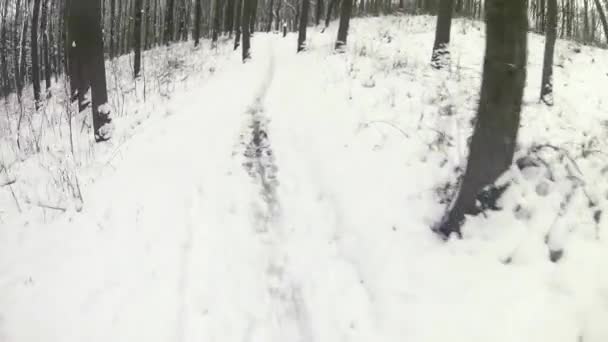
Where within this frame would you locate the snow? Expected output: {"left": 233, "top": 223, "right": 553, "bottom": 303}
{"left": 1, "top": 14, "right": 608, "bottom": 342}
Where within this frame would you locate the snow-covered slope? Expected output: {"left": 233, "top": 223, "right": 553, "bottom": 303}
{"left": 1, "top": 15, "right": 607, "bottom": 342}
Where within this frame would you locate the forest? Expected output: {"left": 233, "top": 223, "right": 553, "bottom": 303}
{"left": 1, "top": 0, "right": 608, "bottom": 341}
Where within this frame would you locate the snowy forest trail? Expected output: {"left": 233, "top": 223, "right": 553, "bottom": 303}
{"left": 3, "top": 16, "right": 608, "bottom": 342}
{"left": 0, "top": 35, "right": 378, "bottom": 342}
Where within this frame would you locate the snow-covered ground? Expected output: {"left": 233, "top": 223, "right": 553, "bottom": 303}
{"left": 1, "top": 15, "right": 608, "bottom": 342}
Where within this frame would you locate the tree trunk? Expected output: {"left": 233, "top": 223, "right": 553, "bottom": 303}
{"left": 164, "top": 0, "right": 175, "bottom": 44}
{"left": 194, "top": 0, "right": 202, "bottom": 46}
{"left": 593, "top": 0, "right": 608, "bottom": 43}
{"left": 436, "top": 0, "right": 527, "bottom": 238}
{"left": 431, "top": 0, "right": 454, "bottom": 69}
{"left": 19, "top": 0, "right": 31, "bottom": 99}
{"left": 250, "top": 0, "right": 258, "bottom": 33}
{"left": 67, "top": 0, "right": 113, "bottom": 142}
{"left": 540, "top": 0, "right": 557, "bottom": 105}
{"left": 41, "top": 0, "right": 51, "bottom": 92}
{"left": 325, "top": 0, "right": 337, "bottom": 28}
{"left": 267, "top": 0, "right": 275, "bottom": 31}
{"left": 316, "top": 0, "right": 323, "bottom": 24}
{"left": 275, "top": 0, "right": 282, "bottom": 31}
{"left": 335, "top": 0, "right": 353, "bottom": 49}
{"left": 212, "top": 0, "right": 221, "bottom": 43}
{"left": 14, "top": 0, "right": 23, "bottom": 98}
{"left": 134, "top": 0, "right": 143, "bottom": 78}
{"left": 225, "top": 0, "right": 235, "bottom": 34}
{"left": 0, "top": 0, "right": 11, "bottom": 96}
{"left": 297, "top": 0, "right": 310, "bottom": 51}
{"left": 584, "top": 0, "right": 590, "bottom": 42}
{"left": 241, "top": 0, "right": 252, "bottom": 60}
{"left": 234, "top": 0, "right": 243, "bottom": 49}
{"left": 109, "top": 0, "right": 115, "bottom": 57}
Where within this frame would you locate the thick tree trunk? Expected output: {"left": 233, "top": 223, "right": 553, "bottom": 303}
{"left": 234, "top": 0, "right": 243, "bottom": 49}
{"left": 431, "top": 0, "right": 454, "bottom": 69}
{"left": 18, "top": 1, "right": 31, "bottom": 98}
{"left": 225, "top": 0, "right": 235, "bottom": 34}
{"left": 275, "top": 0, "right": 282, "bottom": 31}
{"left": 436, "top": 0, "right": 527, "bottom": 238}
{"left": 134, "top": 0, "right": 143, "bottom": 78}
{"left": 67, "top": 0, "right": 112, "bottom": 142}
{"left": 316, "top": 0, "right": 323, "bottom": 24}
{"left": 297, "top": 0, "right": 310, "bottom": 51}
{"left": 541, "top": 0, "right": 557, "bottom": 105}
{"left": 164, "top": 0, "right": 175, "bottom": 44}
{"left": 212, "top": 0, "right": 221, "bottom": 43}
{"left": 241, "top": 0, "right": 252, "bottom": 60}
{"left": 250, "top": 0, "right": 258, "bottom": 33}
{"left": 335, "top": 0, "right": 353, "bottom": 49}
{"left": 267, "top": 0, "right": 275, "bottom": 31}
{"left": 593, "top": 0, "right": 608, "bottom": 43}
{"left": 110, "top": 0, "right": 115, "bottom": 57}
{"left": 194, "top": 0, "right": 202, "bottom": 46}
{"left": 325, "top": 0, "right": 337, "bottom": 28}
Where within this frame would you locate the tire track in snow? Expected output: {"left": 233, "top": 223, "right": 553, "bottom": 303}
{"left": 239, "top": 44, "right": 314, "bottom": 342}
{"left": 175, "top": 186, "right": 201, "bottom": 342}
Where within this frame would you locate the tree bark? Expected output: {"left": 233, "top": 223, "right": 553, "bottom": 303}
{"left": 584, "top": 0, "right": 590, "bottom": 42}
{"left": 18, "top": 0, "right": 31, "bottom": 99}
{"left": 541, "top": 0, "right": 557, "bottom": 105}
{"left": 250, "top": 0, "right": 258, "bottom": 33}
{"left": 194, "top": 0, "right": 202, "bottom": 46}
{"left": 225, "top": 0, "right": 235, "bottom": 34}
{"left": 67, "top": 0, "right": 112, "bottom": 142}
{"left": 593, "top": 0, "right": 608, "bottom": 43}
{"left": 431, "top": 0, "right": 454, "bottom": 69}
{"left": 325, "top": 0, "right": 337, "bottom": 28}
{"left": 335, "top": 0, "right": 353, "bottom": 49}
{"left": 0, "top": 0, "right": 11, "bottom": 96}
{"left": 436, "top": 0, "right": 527, "bottom": 238}
{"left": 110, "top": 0, "right": 115, "bottom": 57}
{"left": 297, "top": 0, "right": 310, "bottom": 51}
{"left": 212, "top": 0, "right": 221, "bottom": 43}
{"left": 164, "top": 0, "right": 175, "bottom": 44}
{"left": 41, "top": 0, "right": 51, "bottom": 92}
{"left": 234, "top": 0, "right": 243, "bottom": 49}
{"left": 134, "top": 0, "right": 143, "bottom": 78}
{"left": 14, "top": 0, "right": 23, "bottom": 98}
{"left": 267, "top": 0, "right": 275, "bottom": 31}
{"left": 316, "top": 0, "right": 323, "bottom": 25}
{"left": 241, "top": 0, "right": 252, "bottom": 60}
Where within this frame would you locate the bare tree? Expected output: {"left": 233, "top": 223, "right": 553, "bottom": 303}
{"left": 297, "top": 0, "right": 310, "bottom": 51}
{"left": 541, "top": 0, "right": 557, "bottom": 105}
{"left": 1, "top": 0, "right": 11, "bottom": 96}
{"left": 41, "top": 0, "right": 51, "bottom": 93}
{"left": 316, "top": 0, "right": 323, "bottom": 25}
{"left": 242, "top": 0, "right": 253, "bottom": 60}
{"left": 593, "top": 0, "right": 608, "bottom": 43}
{"left": 164, "top": 0, "right": 175, "bottom": 44}
{"left": 225, "top": 0, "right": 235, "bottom": 34}
{"left": 194, "top": 0, "right": 202, "bottom": 46}
{"left": 67, "top": 0, "right": 113, "bottom": 142}
{"left": 134, "top": 0, "right": 143, "bottom": 78}
{"left": 436, "top": 0, "right": 527, "bottom": 238}
{"left": 335, "top": 0, "right": 353, "bottom": 49}
{"left": 234, "top": 0, "right": 243, "bottom": 49}
{"left": 32, "top": 0, "right": 42, "bottom": 107}
{"left": 431, "top": 0, "right": 454, "bottom": 69}
{"left": 212, "top": 0, "right": 221, "bottom": 43}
